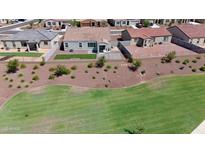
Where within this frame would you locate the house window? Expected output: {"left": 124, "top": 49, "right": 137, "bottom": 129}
{"left": 116, "top": 21, "right": 120, "bottom": 25}
{"left": 47, "top": 22, "right": 51, "bottom": 26}
{"left": 21, "top": 41, "right": 27, "bottom": 47}
{"left": 88, "top": 42, "right": 96, "bottom": 47}
{"left": 164, "top": 37, "right": 169, "bottom": 42}
{"left": 122, "top": 21, "right": 126, "bottom": 25}
{"left": 197, "top": 39, "right": 200, "bottom": 44}
{"left": 44, "top": 41, "right": 48, "bottom": 45}
{"left": 52, "top": 22, "right": 56, "bottom": 25}
{"left": 204, "top": 39, "right": 205, "bottom": 43}
{"left": 65, "top": 43, "right": 68, "bottom": 48}
{"left": 79, "top": 42, "right": 82, "bottom": 48}
{"left": 12, "top": 42, "right": 16, "bottom": 48}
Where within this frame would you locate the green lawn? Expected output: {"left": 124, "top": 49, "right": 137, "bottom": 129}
{"left": 54, "top": 54, "right": 96, "bottom": 59}
{"left": 0, "top": 52, "right": 43, "bottom": 57}
{"left": 1, "top": 74, "right": 205, "bottom": 133}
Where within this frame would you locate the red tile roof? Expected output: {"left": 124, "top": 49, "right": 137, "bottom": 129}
{"left": 173, "top": 24, "right": 205, "bottom": 38}
{"left": 126, "top": 27, "right": 171, "bottom": 39}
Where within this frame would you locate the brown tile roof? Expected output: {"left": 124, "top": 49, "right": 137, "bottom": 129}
{"left": 173, "top": 24, "right": 205, "bottom": 38}
{"left": 63, "top": 27, "right": 111, "bottom": 42}
{"left": 126, "top": 27, "right": 171, "bottom": 39}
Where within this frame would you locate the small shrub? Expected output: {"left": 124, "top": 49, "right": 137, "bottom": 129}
{"left": 104, "top": 69, "right": 108, "bottom": 72}
{"left": 199, "top": 66, "right": 205, "bottom": 71}
{"left": 196, "top": 56, "right": 201, "bottom": 59}
{"left": 96, "top": 56, "right": 106, "bottom": 68}
{"left": 4, "top": 77, "right": 8, "bottom": 80}
{"left": 49, "top": 67, "right": 55, "bottom": 72}
{"left": 8, "top": 84, "right": 13, "bottom": 88}
{"left": 17, "top": 85, "right": 21, "bottom": 89}
{"left": 85, "top": 70, "right": 88, "bottom": 73}
{"left": 179, "top": 66, "right": 184, "bottom": 70}
{"left": 20, "top": 63, "right": 26, "bottom": 69}
{"left": 114, "top": 66, "right": 118, "bottom": 70}
{"left": 96, "top": 71, "right": 99, "bottom": 74}
{"left": 156, "top": 72, "right": 160, "bottom": 76}
{"left": 182, "top": 59, "right": 189, "bottom": 65}
{"left": 192, "top": 68, "right": 197, "bottom": 72}
{"left": 71, "top": 65, "right": 77, "bottom": 70}
{"left": 161, "top": 51, "right": 176, "bottom": 63}
{"left": 189, "top": 65, "right": 192, "bottom": 68}
{"left": 113, "top": 71, "right": 116, "bottom": 73}
{"left": 87, "top": 63, "right": 93, "bottom": 68}
{"left": 54, "top": 65, "right": 70, "bottom": 77}
{"left": 21, "top": 79, "right": 25, "bottom": 83}
{"left": 92, "top": 76, "right": 96, "bottom": 79}
{"left": 192, "top": 59, "right": 197, "bottom": 63}
{"left": 30, "top": 81, "right": 33, "bottom": 84}
{"left": 175, "top": 60, "right": 180, "bottom": 63}
{"left": 33, "top": 65, "right": 39, "bottom": 70}
{"left": 32, "top": 75, "right": 39, "bottom": 81}
{"left": 40, "top": 59, "right": 46, "bottom": 66}
{"left": 71, "top": 75, "right": 75, "bottom": 79}
{"left": 9, "top": 79, "right": 13, "bottom": 82}
{"left": 2, "top": 74, "right": 6, "bottom": 77}
{"left": 105, "top": 84, "right": 108, "bottom": 88}
{"left": 141, "top": 70, "right": 146, "bottom": 75}
{"left": 48, "top": 74, "right": 55, "bottom": 80}
{"left": 18, "top": 73, "right": 23, "bottom": 77}
{"left": 25, "top": 85, "right": 29, "bottom": 88}
{"left": 102, "top": 77, "right": 105, "bottom": 80}
{"left": 31, "top": 71, "right": 35, "bottom": 74}
{"left": 170, "top": 70, "right": 174, "bottom": 74}
{"left": 130, "top": 59, "right": 142, "bottom": 71}
{"left": 106, "top": 65, "right": 112, "bottom": 69}
{"left": 7, "top": 59, "right": 19, "bottom": 73}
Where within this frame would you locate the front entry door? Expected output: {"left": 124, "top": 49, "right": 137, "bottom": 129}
{"left": 99, "top": 45, "right": 106, "bottom": 52}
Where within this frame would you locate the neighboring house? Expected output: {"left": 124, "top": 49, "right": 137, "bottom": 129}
{"left": 153, "top": 19, "right": 193, "bottom": 26}
{"left": 63, "top": 27, "right": 111, "bottom": 53}
{"left": 108, "top": 19, "right": 140, "bottom": 27}
{"left": 1, "top": 29, "right": 59, "bottom": 51}
{"left": 44, "top": 19, "right": 69, "bottom": 29}
{"left": 167, "top": 24, "right": 205, "bottom": 46}
{"left": 79, "top": 19, "right": 108, "bottom": 27}
{"left": 122, "top": 27, "right": 172, "bottom": 47}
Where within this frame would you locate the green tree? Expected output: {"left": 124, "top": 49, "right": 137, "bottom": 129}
{"left": 143, "top": 19, "right": 150, "bottom": 27}
{"left": 7, "top": 59, "right": 19, "bottom": 73}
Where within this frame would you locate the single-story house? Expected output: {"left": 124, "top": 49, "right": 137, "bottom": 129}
{"left": 1, "top": 29, "right": 59, "bottom": 51}
{"left": 44, "top": 19, "right": 69, "bottom": 29}
{"left": 63, "top": 27, "right": 111, "bottom": 53}
{"left": 153, "top": 19, "right": 192, "bottom": 26}
{"left": 108, "top": 19, "right": 140, "bottom": 27}
{"left": 167, "top": 24, "right": 205, "bottom": 46}
{"left": 79, "top": 19, "right": 108, "bottom": 27}
{"left": 122, "top": 27, "right": 172, "bottom": 47}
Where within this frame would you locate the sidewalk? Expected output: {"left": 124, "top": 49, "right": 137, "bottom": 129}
{"left": 192, "top": 120, "right": 205, "bottom": 134}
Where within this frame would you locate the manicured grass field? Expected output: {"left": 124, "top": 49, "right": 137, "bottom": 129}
{"left": 1, "top": 75, "right": 205, "bottom": 133}
{"left": 54, "top": 54, "right": 97, "bottom": 59}
{"left": 0, "top": 52, "right": 43, "bottom": 57}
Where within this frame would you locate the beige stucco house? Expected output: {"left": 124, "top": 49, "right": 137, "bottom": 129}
{"left": 168, "top": 24, "right": 205, "bottom": 46}
{"left": 63, "top": 27, "right": 111, "bottom": 53}
{"left": 122, "top": 27, "right": 172, "bottom": 47}
{"left": 1, "top": 29, "right": 59, "bottom": 51}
